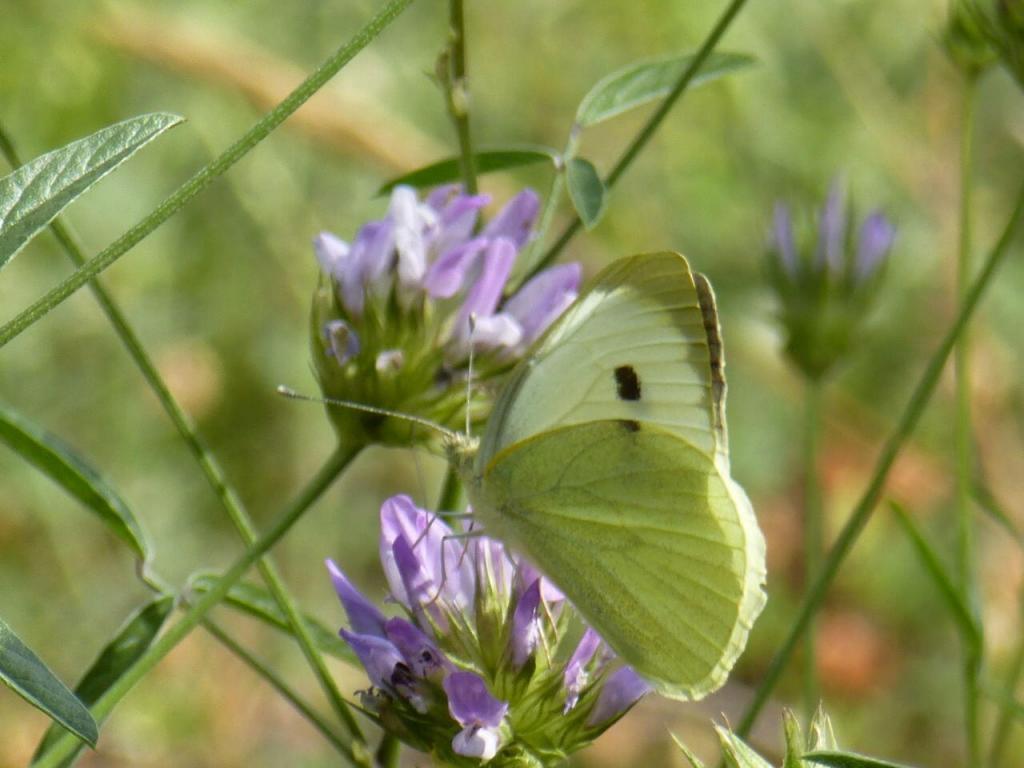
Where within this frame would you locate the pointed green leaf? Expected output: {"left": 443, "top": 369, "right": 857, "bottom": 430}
{"left": 972, "top": 481, "right": 1023, "bottom": 545}
{"left": 889, "top": 501, "right": 981, "bottom": 651}
{"left": 803, "top": 750, "right": 917, "bottom": 768}
{"left": 378, "top": 146, "right": 558, "bottom": 194}
{"left": 715, "top": 725, "right": 774, "bottom": 768}
{"left": 32, "top": 596, "right": 174, "bottom": 766}
{"left": 0, "top": 616, "right": 98, "bottom": 748}
{"left": 782, "top": 709, "right": 805, "bottom": 768}
{"left": 671, "top": 732, "right": 707, "bottom": 768}
{"left": 189, "top": 575, "right": 355, "bottom": 663}
{"left": 808, "top": 704, "right": 838, "bottom": 751}
{"left": 0, "top": 404, "right": 148, "bottom": 560}
{"left": 575, "top": 51, "right": 754, "bottom": 128}
{"left": 0, "top": 113, "right": 183, "bottom": 269}
{"left": 566, "top": 157, "right": 606, "bottom": 229}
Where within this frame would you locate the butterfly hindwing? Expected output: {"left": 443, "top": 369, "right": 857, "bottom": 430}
{"left": 475, "top": 419, "right": 764, "bottom": 699}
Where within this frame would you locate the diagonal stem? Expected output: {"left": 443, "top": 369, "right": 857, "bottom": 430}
{"left": 445, "top": 0, "right": 477, "bottom": 193}
{"left": 0, "top": 125, "right": 361, "bottom": 744}
{"left": 955, "top": 74, "right": 982, "bottom": 768}
{"left": 0, "top": 0, "right": 416, "bottom": 350}
{"left": 735, "top": 182, "right": 1024, "bottom": 739}
{"left": 529, "top": 0, "right": 752, "bottom": 277}
{"left": 32, "top": 444, "right": 361, "bottom": 768}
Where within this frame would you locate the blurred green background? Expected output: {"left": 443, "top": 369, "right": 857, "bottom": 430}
{"left": 2, "top": 0, "right": 1023, "bottom": 765}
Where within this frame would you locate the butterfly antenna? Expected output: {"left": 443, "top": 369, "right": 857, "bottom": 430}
{"left": 276, "top": 386, "right": 456, "bottom": 440}
{"left": 465, "top": 313, "right": 477, "bottom": 439}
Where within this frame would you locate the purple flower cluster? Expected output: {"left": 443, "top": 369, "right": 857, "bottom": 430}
{"left": 766, "top": 177, "right": 896, "bottom": 380}
{"left": 327, "top": 495, "right": 649, "bottom": 764}
{"left": 314, "top": 186, "right": 580, "bottom": 365}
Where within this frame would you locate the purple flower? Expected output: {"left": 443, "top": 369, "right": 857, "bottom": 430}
{"left": 482, "top": 189, "right": 540, "bottom": 249}
{"left": 322, "top": 320, "right": 360, "bottom": 365}
{"left": 327, "top": 494, "right": 651, "bottom": 761}
{"left": 817, "top": 178, "right": 847, "bottom": 271}
{"left": 587, "top": 667, "right": 652, "bottom": 726}
{"left": 855, "top": 210, "right": 896, "bottom": 280}
{"left": 445, "top": 671, "right": 509, "bottom": 760}
{"left": 326, "top": 558, "right": 385, "bottom": 636}
{"left": 503, "top": 262, "right": 581, "bottom": 349}
{"left": 771, "top": 202, "right": 797, "bottom": 276}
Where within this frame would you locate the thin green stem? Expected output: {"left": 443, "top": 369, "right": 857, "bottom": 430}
{"left": 0, "top": 0, "right": 416, "bottom": 350}
{"left": 0, "top": 125, "right": 361, "bottom": 745}
{"left": 446, "top": 0, "right": 477, "bottom": 193}
{"left": 955, "top": 74, "right": 982, "bottom": 768}
{"left": 376, "top": 734, "right": 402, "bottom": 768}
{"left": 989, "top": 600, "right": 1024, "bottom": 766}
{"left": 735, "top": 182, "right": 1024, "bottom": 739}
{"left": 801, "top": 377, "right": 825, "bottom": 722}
{"left": 529, "top": 0, "right": 751, "bottom": 277}
{"left": 200, "top": 619, "right": 358, "bottom": 762}
{"left": 437, "top": 463, "right": 463, "bottom": 512}
{"left": 33, "top": 445, "right": 362, "bottom": 768}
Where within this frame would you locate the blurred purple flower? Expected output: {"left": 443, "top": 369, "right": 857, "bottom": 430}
{"left": 855, "top": 210, "right": 896, "bottom": 280}
{"left": 817, "top": 179, "right": 847, "bottom": 271}
{"left": 586, "top": 667, "right": 652, "bottom": 726}
{"left": 771, "top": 202, "right": 797, "bottom": 277}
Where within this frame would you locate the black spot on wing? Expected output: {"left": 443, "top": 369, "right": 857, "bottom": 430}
{"left": 614, "top": 365, "right": 642, "bottom": 401}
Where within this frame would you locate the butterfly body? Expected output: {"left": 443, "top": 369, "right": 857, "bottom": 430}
{"left": 448, "top": 251, "right": 766, "bottom": 700}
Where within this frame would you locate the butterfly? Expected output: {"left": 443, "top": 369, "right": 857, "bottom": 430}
{"left": 446, "top": 251, "right": 767, "bottom": 700}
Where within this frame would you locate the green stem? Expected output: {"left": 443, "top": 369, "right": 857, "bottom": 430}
{"left": 735, "top": 182, "right": 1024, "bottom": 739}
{"left": 989, "top": 601, "right": 1024, "bottom": 767}
{"left": 32, "top": 444, "right": 361, "bottom": 768}
{"left": 529, "top": 0, "right": 751, "bottom": 277}
{"left": 446, "top": 0, "right": 477, "bottom": 193}
{"left": 0, "top": 0, "right": 416, "bottom": 350}
{"left": 955, "top": 74, "right": 982, "bottom": 768}
{"left": 200, "top": 619, "right": 358, "bottom": 762}
{"left": 437, "top": 463, "right": 463, "bottom": 512}
{"left": 4, "top": 122, "right": 363, "bottom": 736}
{"left": 376, "top": 734, "right": 402, "bottom": 768}
{"left": 0, "top": 126, "right": 361, "bottom": 746}
{"left": 801, "top": 377, "right": 825, "bottom": 722}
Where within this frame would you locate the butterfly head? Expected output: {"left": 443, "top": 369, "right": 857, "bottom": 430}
{"left": 443, "top": 430, "right": 481, "bottom": 484}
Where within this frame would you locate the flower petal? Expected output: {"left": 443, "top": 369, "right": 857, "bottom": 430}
{"left": 313, "top": 231, "right": 350, "bottom": 279}
{"left": 771, "top": 202, "right": 798, "bottom": 276}
{"left": 339, "top": 629, "right": 404, "bottom": 690}
{"left": 384, "top": 617, "right": 449, "bottom": 678}
{"left": 460, "top": 238, "right": 517, "bottom": 320}
{"left": 390, "top": 186, "right": 436, "bottom": 292}
{"left": 326, "top": 559, "right": 386, "bottom": 637}
{"left": 563, "top": 628, "right": 603, "bottom": 712}
{"left": 509, "top": 579, "right": 542, "bottom": 669}
{"left": 503, "top": 262, "right": 581, "bottom": 347}
{"left": 452, "top": 725, "right": 502, "bottom": 761}
{"left": 322, "top": 320, "right": 360, "bottom": 365}
{"left": 817, "top": 178, "right": 847, "bottom": 271}
{"left": 855, "top": 210, "right": 895, "bottom": 280}
{"left": 443, "top": 670, "right": 509, "bottom": 728}
{"left": 483, "top": 188, "right": 540, "bottom": 249}
{"left": 423, "top": 237, "right": 489, "bottom": 299}
{"left": 467, "top": 312, "right": 523, "bottom": 351}
{"left": 586, "top": 666, "right": 651, "bottom": 725}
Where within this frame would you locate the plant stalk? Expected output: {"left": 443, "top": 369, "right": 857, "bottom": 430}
{"left": 446, "top": 0, "right": 477, "bottom": 193}
{"left": 0, "top": 0, "right": 416, "bottom": 349}
{"left": 735, "top": 182, "right": 1024, "bottom": 739}
{"left": 801, "top": 377, "right": 825, "bottom": 721}
{"left": 32, "top": 445, "right": 361, "bottom": 768}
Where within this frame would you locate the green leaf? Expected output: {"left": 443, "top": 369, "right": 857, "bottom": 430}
{"left": 32, "top": 596, "right": 174, "bottom": 766}
{"left": 671, "top": 732, "right": 707, "bottom": 768}
{"left": 972, "top": 480, "right": 1023, "bottom": 545}
{"left": 0, "top": 404, "right": 148, "bottom": 560}
{"left": 189, "top": 575, "right": 355, "bottom": 663}
{"left": 378, "top": 146, "right": 558, "bottom": 194}
{"left": 0, "top": 616, "right": 98, "bottom": 748}
{"left": 575, "top": 51, "right": 754, "bottom": 128}
{"left": 889, "top": 501, "right": 981, "bottom": 652}
{"left": 782, "top": 709, "right": 805, "bottom": 768}
{"left": 0, "top": 113, "right": 183, "bottom": 270}
{"left": 715, "top": 725, "right": 774, "bottom": 768}
{"left": 803, "top": 750, "right": 917, "bottom": 768}
{"left": 566, "top": 157, "right": 606, "bottom": 229}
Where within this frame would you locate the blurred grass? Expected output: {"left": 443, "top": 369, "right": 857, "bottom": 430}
{"left": 1, "top": 0, "right": 1023, "bottom": 765}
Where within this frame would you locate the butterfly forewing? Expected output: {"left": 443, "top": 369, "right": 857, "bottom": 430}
{"left": 478, "top": 252, "right": 719, "bottom": 468}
